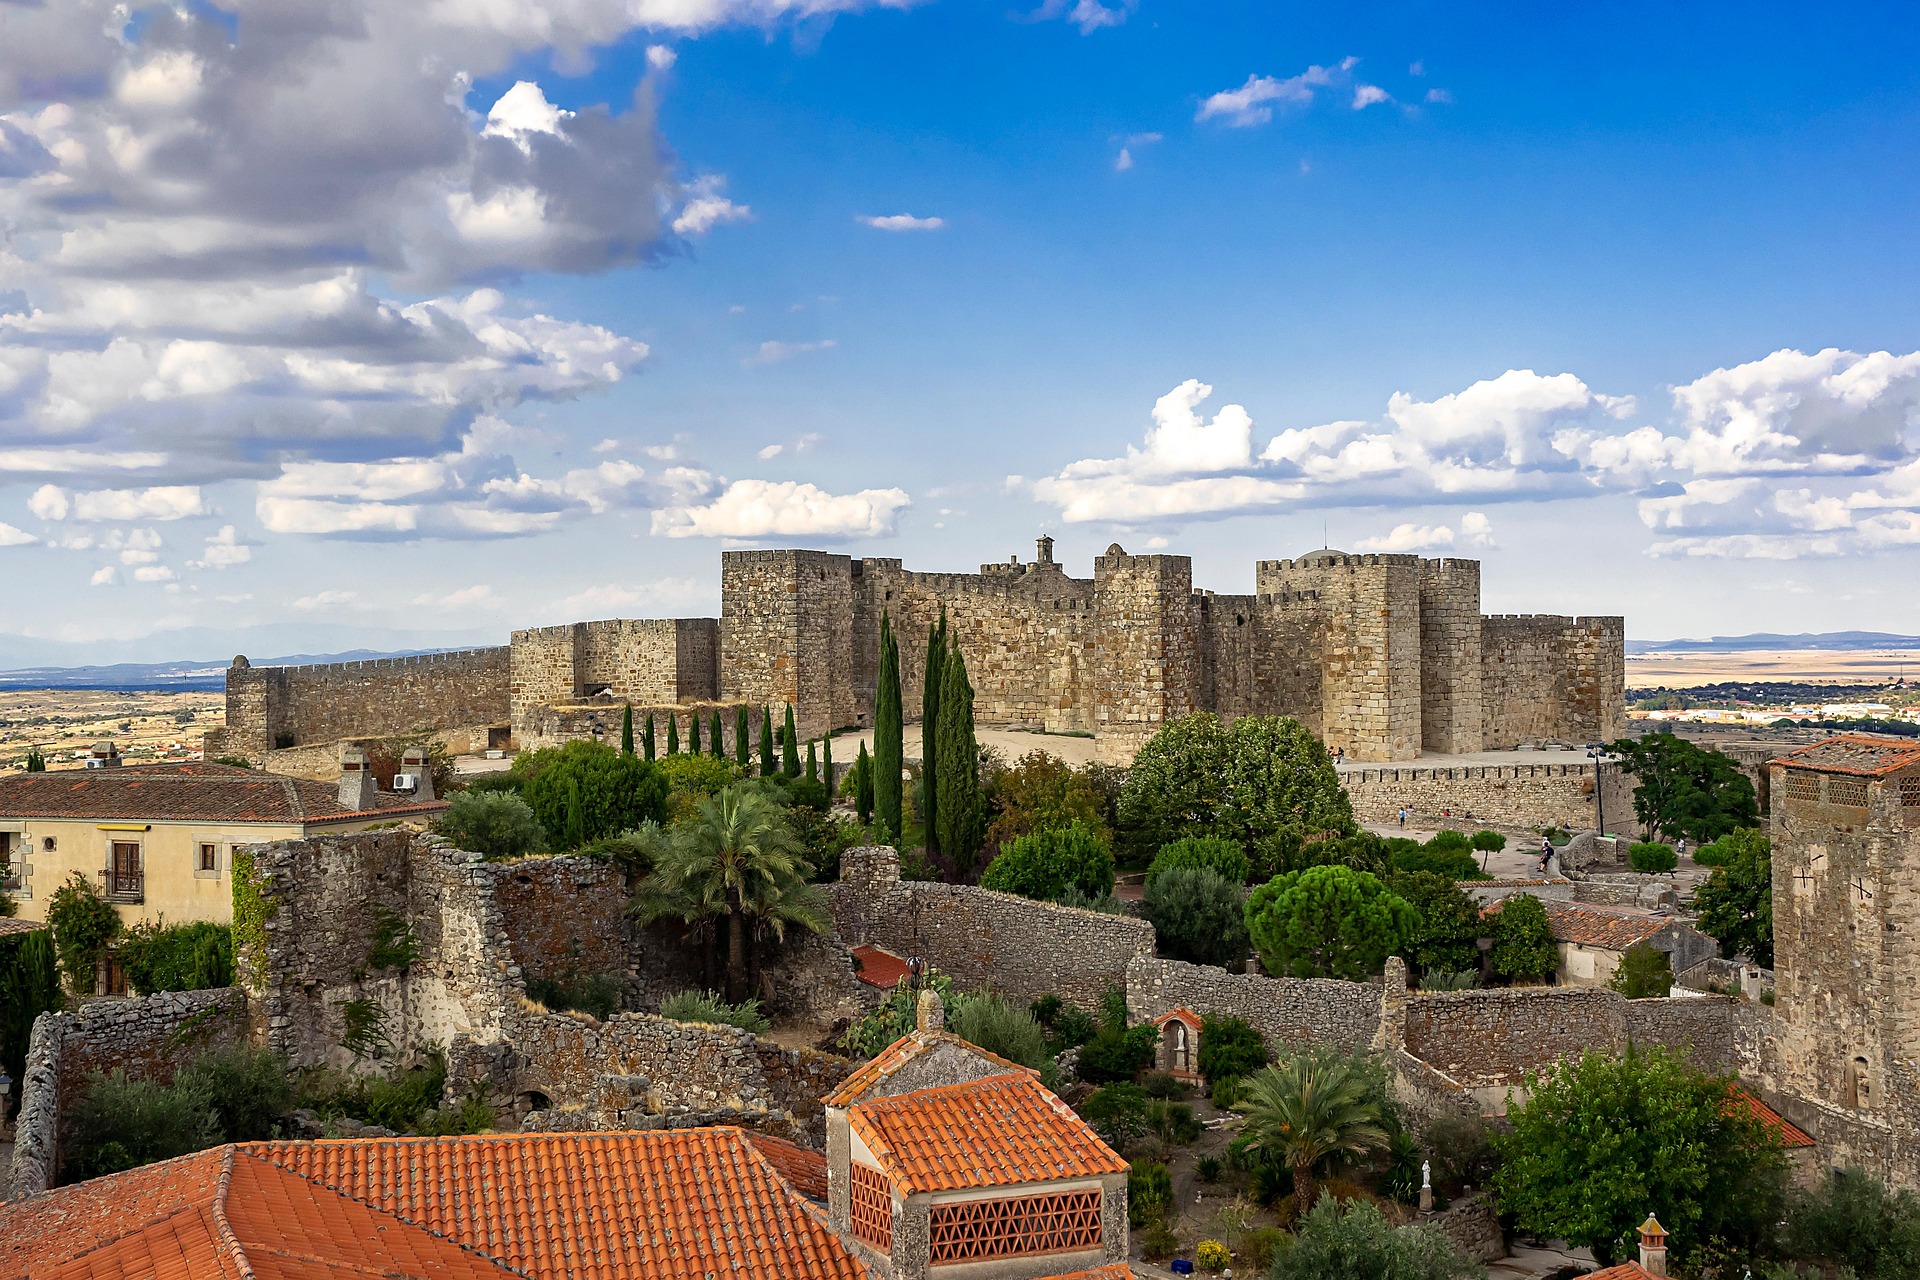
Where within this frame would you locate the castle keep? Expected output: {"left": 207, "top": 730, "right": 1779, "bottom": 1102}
{"left": 209, "top": 538, "right": 1624, "bottom": 765}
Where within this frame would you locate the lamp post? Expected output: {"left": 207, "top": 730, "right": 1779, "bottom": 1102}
{"left": 1586, "top": 742, "right": 1607, "bottom": 835}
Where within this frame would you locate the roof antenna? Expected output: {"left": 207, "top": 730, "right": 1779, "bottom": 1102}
{"left": 1323, "top": 516, "right": 1328, "bottom": 550}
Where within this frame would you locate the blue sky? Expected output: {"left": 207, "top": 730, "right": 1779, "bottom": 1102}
{"left": 2, "top": 0, "right": 1919, "bottom": 660}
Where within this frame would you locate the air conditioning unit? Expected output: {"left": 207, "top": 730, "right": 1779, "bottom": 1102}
{"left": 391, "top": 773, "right": 418, "bottom": 792}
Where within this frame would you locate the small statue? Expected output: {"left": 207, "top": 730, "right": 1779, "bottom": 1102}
{"left": 1419, "top": 1159, "right": 1434, "bottom": 1212}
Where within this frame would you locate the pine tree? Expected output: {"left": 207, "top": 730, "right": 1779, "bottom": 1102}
{"left": 921, "top": 612, "right": 947, "bottom": 856}
{"left": 667, "top": 713, "right": 680, "bottom": 755}
{"left": 688, "top": 712, "right": 702, "bottom": 756}
{"left": 806, "top": 740, "right": 819, "bottom": 784}
{"left": 822, "top": 732, "right": 834, "bottom": 796}
{"left": 621, "top": 704, "right": 635, "bottom": 756}
{"left": 735, "top": 706, "right": 751, "bottom": 768}
{"left": 759, "top": 707, "right": 776, "bottom": 777}
{"left": 643, "top": 713, "right": 656, "bottom": 761}
{"left": 874, "top": 613, "right": 904, "bottom": 841}
{"left": 782, "top": 704, "right": 800, "bottom": 779}
{"left": 855, "top": 742, "right": 875, "bottom": 824}
{"left": 935, "top": 646, "right": 983, "bottom": 878}
{"left": 711, "top": 711, "right": 725, "bottom": 759}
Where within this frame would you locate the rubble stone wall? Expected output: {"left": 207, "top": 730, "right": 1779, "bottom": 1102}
{"left": 207, "top": 649, "right": 510, "bottom": 760}
{"left": 1341, "top": 760, "right": 1635, "bottom": 832}
{"left": 1124, "top": 955, "right": 1381, "bottom": 1055}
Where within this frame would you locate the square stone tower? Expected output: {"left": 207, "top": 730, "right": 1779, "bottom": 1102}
{"left": 720, "top": 549, "right": 857, "bottom": 740}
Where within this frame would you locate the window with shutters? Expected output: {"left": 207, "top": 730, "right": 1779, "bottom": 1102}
{"left": 927, "top": 1189, "right": 1103, "bottom": 1264}
{"left": 849, "top": 1162, "right": 892, "bottom": 1252}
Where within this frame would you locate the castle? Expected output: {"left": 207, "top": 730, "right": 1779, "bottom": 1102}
{"left": 207, "top": 539, "right": 1625, "bottom": 765}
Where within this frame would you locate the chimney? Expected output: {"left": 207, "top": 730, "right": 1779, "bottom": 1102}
{"left": 1637, "top": 1213, "right": 1668, "bottom": 1278}
{"left": 395, "top": 746, "right": 434, "bottom": 801}
{"left": 915, "top": 988, "right": 944, "bottom": 1034}
{"left": 337, "top": 746, "right": 378, "bottom": 812}
{"left": 86, "top": 741, "right": 122, "bottom": 769}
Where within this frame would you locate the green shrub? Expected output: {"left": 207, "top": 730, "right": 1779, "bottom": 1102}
{"left": 980, "top": 821, "right": 1114, "bottom": 902}
{"left": 839, "top": 969, "right": 960, "bottom": 1058}
{"left": 1198, "top": 1014, "right": 1268, "bottom": 1082}
{"left": 301, "top": 1051, "right": 450, "bottom": 1133}
{"left": 1029, "top": 994, "right": 1062, "bottom": 1025}
{"left": 1610, "top": 943, "right": 1673, "bottom": 999}
{"left": 1139, "top": 1219, "right": 1178, "bottom": 1261}
{"left": 1426, "top": 829, "right": 1472, "bottom": 852}
{"left": 658, "top": 988, "right": 770, "bottom": 1034}
{"left": 1390, "top": 870, "right": 1486, "bottom": 977}
{"left": 1128, "top": 1159, "right": 1173, "bottom": 1227}
{"left": 527, "top": 973, "right": 624, "bottom": 1022}
{"left": 1196, "top": 1155, "right": 1223, "bottom": 1183}
{"left": 1490, "top": 893, "right": 1558, "bottom": 984}
{"left": 1080, "top": 1082, "right": 1151, "bottom": 1148}
{"left": 435, "top": 790, "right": 546, "bottom": 859}
{"left": 412, "top": 1088, "right": 498, "bottom": 1137}
{"left": 175, "top": 1046, "right": 293, "bottom": 1143}
{"left": 63, "top": 1070, "right": 221, "bottom": 1183}
{"left": 1048, "top": 1003, "right": 1098, "bottom": 1054}
{"left": 1692, "top": 841, "right": 1731, "bottom": 867}
{"left": 1, "top": 928, "right": 61, "bottom": 1109}
{"left": 517, "top": 740, "right": 670, "bottom": 852}
{"left": 1392, "top": 845, "right": 1487, "bottom": 880}
{"left": 1780, "top": 1167, "right": 1920, "bottom": 1279}
{"left": 1470, "top": 830, "right": 1507, "bottom": 853}
{"left": 1209, "top": 1074, "right": 1246, "bottom": 1109}
{"left": 1146, "top": 1098, "right": 1202, "bottom": 1144}
{"left": 1075, "top": 1023, "right": 1157, "bottom": 1083}
{"left": 1630, "top": 841, "right": 1679, "bottom": 874}
{"left": 1234, "top": 1225, "right": 1287, "bottom": 1271}
{"left": 1142, "top": 1070, "right": 1188, "bottom": 1099}
{"left": 951, "top": 995, "right": 1052, "bottom": 1072}
{"left": 1418, "top": 968, "right": 1479, "bottom": 991}
{"left": 1274, "top": 1197, "right": 1478, "bottom": 1280}
{"left": 46, "top": 872, "right": 119, "bottom": 994}
{"left": 1144, "top": 836, "right": 1251, "bottom": 891}
{"left": 1143, "top": 866, "right": 1249, "bottom": 967}
{"left": 115, "top": 920, "right": 233, "bottom": 994}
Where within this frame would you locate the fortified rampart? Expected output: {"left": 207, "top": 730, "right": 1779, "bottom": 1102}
{"left": 1341, "top": 759, "right": 1637, "bottom": 833}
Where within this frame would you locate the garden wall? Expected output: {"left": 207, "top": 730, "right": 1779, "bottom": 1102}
{"left": 10, "top": 987, "right": 247, "bottom": 1196}
{"left": 1124, "top": 955, "right": 1382, "bottom": 1055}
{"left": 830, "top": 846, "right": 1155, "bottom": 1007}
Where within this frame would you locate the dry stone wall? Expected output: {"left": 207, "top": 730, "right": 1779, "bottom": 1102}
{"left": 207, "top": 649, "right": 510, "bottom": 759}
{"left": 1124, "top": 955, "right": 1381, "bottom": 1055}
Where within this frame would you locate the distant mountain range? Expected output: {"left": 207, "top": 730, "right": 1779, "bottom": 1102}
{"left": 1628, "top": 631, "right": 1920, "bottom": 655}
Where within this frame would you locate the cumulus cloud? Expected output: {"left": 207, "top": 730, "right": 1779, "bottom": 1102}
{"left": 858, "top": 214, "right": 945, "bottom": 231}
{"left": 1113, "top": 131, "right": 1162, "bottom": 171}
{"left": 673, "top": 176, "right": 753, "bottom": 236}
{"left": 1196, "top": 58, "right": 1360, "bottom": 127}
{"left": 29, "top": 485, "right": 205, "bottom": 522}
{"left": 653, "top": 479, "right": 910, "bottom": 539}
{"left": 1022, "top": 0, "right": 1133, "bottom": 32}
{"left": 89, "top": 566, "right": 118, "bottom": 586}
{"left": 1352, "top": 84, "right": 1391, "bottom": 109}
{"left": 1354, "top": 523, "right": 1453, "bottom": 553}
{"left": 0, "top": 521, "right": 34, "bottom": 546}
{"left": 188, "top": 524, "right": 251, "bottom": 569}
{"left": 748, "top": 339, "right": 837, "bottom": 366}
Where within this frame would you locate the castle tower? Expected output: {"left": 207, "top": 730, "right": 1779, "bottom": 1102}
{"left": 1419, "top": 559, "right": 1483, "bottom": 755}
{"left": 721, "top": 549, "right": 856, "bottom": 741}
{"left": 1091, "top": 545, "right": 1201, "bottom": 764}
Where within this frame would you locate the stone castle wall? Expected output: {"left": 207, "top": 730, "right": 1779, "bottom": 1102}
{"left": 509, "top": 619, "right": 720, "bottom": 744}
{"left": 1480, "top": 615, "right": 1627, "bottom": 747}
{"left": 1341, "top": 759, "right": 1637, "bottom": 832}
{"left": 206, "top": 648, "right": 510, "bottom": 760}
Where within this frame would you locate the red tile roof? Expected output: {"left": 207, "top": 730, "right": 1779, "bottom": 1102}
{"left": 823, "top": 1028, "right": 1036, "bottom": 1108}
{"left": 0, "top": 1147, "right": 514, "bottom": 1280}
{"left": 847, "top": 1072, "right": 1128, "bottom": 1195}
{"left": 1586, "top": 1263, "right": 1658, "bottom": 1280}
{"left": 246, "top": 1128, "right": 868, "bottom": 1280}
{"left": 1151, "top": 1007, "right": 1202, "bottom": 1032}
{"left": 1034, "top": 1267, "right": 1134, "bottom": 1280}
{"left": 747, "top": 1132, "right": 831, "bottom": 1201}
{"left": 0, "top": 917, "right": 46, "bottom": 937}
{"left": 1482, "top": 897, "right": 1669, "bottom": 951}
{"left": 1772, "top": 734, "right": 1920, "bottom": 778}
{"left": 1729, "top": 1086, "right": 1816, "bottom": 1148}
{"left": 850, "top": 943, "right": 912, "bottom": 988}
{"left": 0, "top": 764, "right": 448, "bottom": 826}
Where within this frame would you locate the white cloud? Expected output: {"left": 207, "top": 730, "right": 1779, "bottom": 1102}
{"left": 674, "top": 176, "right": 753, "bottom": 236}
{"left": 858, "top": 214, "right": 945, "bottom": 231}
{"left": 1113, "top": 131, "right": 1161, "bottom": 171}
{"left": 652, "top": 479, "right": 910, "bottom": 539}
{"left": 592, "top": 438, "right": 621, "bottom": 453}
{"left": 759, "top": 432, "right": 823, "bottom": 459}
{"left": 411, "top": 585, "right": 503, "bottom": 610}
{"left": 1459, "top": 511, "right": 1495, "bottom": 547}
{"left": 646, "top": 45, "right": 678, "bottom": 71}
{"left": 1426, "top": 88, "right": 1455, "bottom": 105}
{"left": 1352, "top": 84, "right": 1391, "bottom": 109}
{"left": 132, "top": 564, "right": 177, "bottom": 583}
{"left": 89, "top": 566, "right": 118, "bottom": 586}
{"left": 1355, "top": 523, "right": 1453, "bottom": 553}
{"left": 1196, "top": 58, "right": 1359, "bottom": 127}
{"left": 748, "top": 339, "right": 837, "bottom": 366}
{"left": 188, "top": 525, "right": 252, "bottom": 569}
{"left": 1025, "top": 0, "right": 1132, "bottom": 32}
{"left": 554, "top": 577, "right": 707, "bottom": 617}
{"left": 291, "top": 590, "right": 362, "bottom": 611}
{"left": 0, "top": 522, "right": 35, "bottom": 547}
{"left": 29, "top": 485, "right": 206, "bottom": 522}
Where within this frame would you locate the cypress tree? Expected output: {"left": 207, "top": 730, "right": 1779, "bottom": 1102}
{"left": 921, "top": 612, "right": 946, "bottom": 856}
{"left": 855, "top": 742, "right": 874, "bottom": 824}
{"left": 688, "top": 712, "right": 701, "bottom": 756}
{"left": 935, "top": 647, "right": 982, "bottom": 878}
{"left": 620, "top": 704, "right": 634, "bottom": 756}
{"left": 711, "top": 711, "right": 725, "bottom": 759}
{"left": 667, "top": 713, "right": 679, "bottom": 756}
{"left": 566, "top": 774, "right": 586, "bottom": 849}
{"left": 874, "top": 613, "right": 904, "bottom": 841}
{"left": 643, "top": 713, "right": 656, "bottom": 761}
{"left": 759, "top": 707, "right": 776, "bottom": 777}
{"left": 822, "top": 731, "right": 834, "bottom": 796}
{"left": 782, "top": 704, "right": 800, "bottom": 778}
{"left": 25, "top": 747, "right": 45, "bottom": 772}
{"left": 806, "top": 740, "right": 819, "bottom": 785}
{"left": 735, "top": 706, "right": 751, "bottom": 768}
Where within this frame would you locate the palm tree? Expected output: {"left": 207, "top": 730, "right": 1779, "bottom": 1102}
{"left": 1238, "top": 1049, "right": 1391, "bottom": 1218}
{"left": 629, "top": 786, "right": 829, "bottom": 1002}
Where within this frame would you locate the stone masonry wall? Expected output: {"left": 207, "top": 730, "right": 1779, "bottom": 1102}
{"left": 509, "top": 619, "right": 720, "bottom": 744}
{"left": 722, "top": 549, "right": 857, "bottom": 741}
{"left": 1480, "top": 615, "right": 1627, "bottom": 748}
{"left": 491, "top": 857, "right": 629, "bottom": 987}
{"left": 1092, "top": 550, "right": 1202, "bottom": 764}
{"left": 830, "top": 846, "right": 1154, "bottom": 1007}
{"left": 1419, "top": 559, "right": 1484, "bottom": 755}
{"left": 1342, "top": 760, "right": 1635, "bottom": 832}
{"left": 1124, "top": 955, "right": 1381, "bottom": 1055}
{"left": 513, "top": 699, "right": 755, "bottom": 753}
{"left": 208, "top": 648, "right": 510, "bottom": 759}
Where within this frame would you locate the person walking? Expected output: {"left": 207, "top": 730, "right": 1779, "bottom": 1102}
{"left": 1398, "top": 808, "right": 1407, "bottom": 829}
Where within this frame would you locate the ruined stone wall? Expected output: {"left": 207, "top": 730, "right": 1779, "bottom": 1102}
{"left": 1341, "top": 760, "right": 1634, "bottom": 832}
{"left": 1419, "top": 560, "right": 1484, "bottom": 755}
{"left": 830, "top": 847, "right": 1155, "bottom": 1007}
{"left": 1092, "top": 550, "right": 1203, "bottom": 764}
{"left": 1125, "top": 955, "right": 1380, "bottom": 1055}
{"left": 209, "top": 649, "right": 510, "bottom": 759}
{"left": 11, "top": 988, "right": 248, "bottom": 1195}
{"left": 722, "top": 550, "right": 856, "bottom": 741}
{"left": 491, "top": 857, "right": 629, "bottom": 987}
{"left": 1480, "top": 615, "right": 1626, "bottom": 747}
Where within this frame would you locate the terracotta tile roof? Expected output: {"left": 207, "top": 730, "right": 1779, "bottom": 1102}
{"left": 850, "top": 943, "right": 912, "bottom": 988}
{"left": 245, "top": 1127, "right": 869, "bottom": 1280}
{"left": 0, "top": 917, "right": 46, "bottom": 937}
{"left": 1772, "top": 734, "right": 1920, "bottom": 778}
{"left": 823, "top": 1028, "right": 1036, "bottom": 1107}
{"left": 747, "top": 1132, "right": 831, "bottom": 1201}
{"left": 1472, "top": 877, "right": 1571, "bottom": 888}
{"left": 847, "top": 1071, "right": 1128, "bottom": 1195}
{"left": 1151, "top": 1007, "right": 1202, "bottom": 1031}
{"left": 1586, "top": 1263, "right": 1658, "bottom": 1280}
{"left": 0, "top": 764, "right": 448, "bottom": 826}
{"left": 1033, "top": 1267, "right": 1135, "bottom": 1280}
{"left": 1482, "top": 897, "right": 1667, "bottom": 951}
{"left": 0, "top": 1147, "right": 514, "bottom": 1280}
{"left": 1729, "top": 1086, "right": 1816, "bottom": 1148}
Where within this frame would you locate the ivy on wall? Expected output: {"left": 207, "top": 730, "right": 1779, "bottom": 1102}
{"left": 230, "top": 850, "right": 278, "bottom": 993}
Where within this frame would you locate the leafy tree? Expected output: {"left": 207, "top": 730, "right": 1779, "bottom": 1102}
{"left": 1610, "top": 733, "right": 1760, "bottom": 843}
{"left": 735, "top": 706, "right": 751, "bottom": 768}
{"left": 1144, "top": 836, "right": 1250, "bottom": 892}
{"left": 46, "top": 872, "right": 119, "bottom": 994}
{"left": 643, "top": 712, "right": 656, "bottom": 761}
{"left": 630, "top": 785, "right": 829, "bottom": 1002}
{"left": 1244, "top": 865, "right": 1415, "bottom": 981}
{"left": 951, "top": 994, "right": 1052, "bottom": 1075}
{"left": 435, "top": 790, "right": 546, "bottom": 859}
{"left": 1780, "top": 1167, "right": 1920, "bottom": 1279}
{"left": 1495, "top": 1047, "right": 1788, "bottom": 1266}
{"left": 658, "top": 753, "right": 741, "bottom": 823}
{"left": 980, "top": 822, "right": 1114, "bottom": 902}
{"left": 983, "top": 750, "right": 1113, "bottom": 854}
{"left": 1274, "top": 1197, "right": 1479, "bottom": 1280}
{"left": 935, "top": 647, "right": 983, "bottom": 877}
{"left": 1196, "top": 1014, "right": 1268, "bottom": 1083}
{"left": 781, "top": 704, "right": 800, "bottom": 778}
{"left": 759, "top": 706, "right": 776, "bottom": 777}
{"left": 116, "top": 921, "right": 233, "bottom": 993}
{"left": 1694, "top": 827, "right": 1774, "bottom": 967}
{"left": 175, "top": 1046, "right": 294, "bottom": 1143}
{"left": 1075, "top": 1022, "right": 1158, "bottom": 1083}
{"left": 518, "top": 740, "right": 670, "bottom": 852}
{"left": 688, "top": 711, "right": 702, "bottom": 756}
{"left": 666, "top": 713, "right": 680, "bottom": 755}
{"left": 1610, "top": 943, "right": 1673, "bottom": 998}
{"left": 854, "top": 742, "right": 874, "bottom": 824}
{"left": 1143, "top": 867, "right": 1248, "bottom": 967}
{"left": 1, "top": 928, "right": 60, "bottom": 1112}
{"left": 1254, "top": 829, "right": 1394, "bottom": 883}
{"left": 1390, "top": 871, "right": 1485, "bottom": 977}
{"left": 874, "top": 614, "right": 905, "bottom": 839}
{"left": 1489, "top": 893, "right": 1559, "bottom": 984}
{"left": 922, "top": 613, "right": 947, "bottom": 855}
{"left": 1471, "top": 830, "right": 1507, "bottom": 854}
{"left": 1239, "top": 1048, "right": 1391, "bottom": 1216}
{"left": 1630, "top": 841, "right": 1679, "bottom": 873}
{"left": 822, "top": 732, "right": 833, "bottom": 795}
{"left": 1118, "top": 713, "right": 1354, "bottom": 863}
